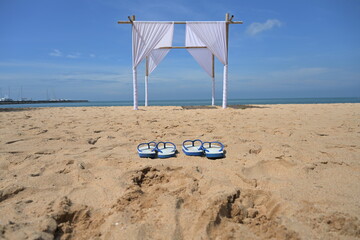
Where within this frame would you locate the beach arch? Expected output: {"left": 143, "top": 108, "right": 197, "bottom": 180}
{"left": 118, "top": 14, "right": 243, "bottom": 110}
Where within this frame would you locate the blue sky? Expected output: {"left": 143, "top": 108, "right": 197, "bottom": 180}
{"left": 1, "top": 0, "right": 359, "bottom": 101}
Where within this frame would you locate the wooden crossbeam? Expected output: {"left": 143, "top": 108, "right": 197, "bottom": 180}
{"left": 118, "top": 21, "right": 243, "bottom": 24}
{"left": 118, "top": 14, "right": 243, "bottom": 24}
{"left": 157, "top": 46, "right": 207, "bottom": 49}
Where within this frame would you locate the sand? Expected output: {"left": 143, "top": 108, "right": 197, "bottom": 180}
{"left": 0, "top": 103, "right": 359, "bottom": 240}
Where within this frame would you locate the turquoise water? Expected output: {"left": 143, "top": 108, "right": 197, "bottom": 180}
{"left": 0, "top": 97, "right": 359, "bottom": 108}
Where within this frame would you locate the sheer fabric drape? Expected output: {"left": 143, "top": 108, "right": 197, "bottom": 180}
{"left": 186, "top": 22, "right": 227, "bottom": 65}
{"left": 185, "top": 22, "right": 228, "bottom": 107}
{"left": 148, "top": 24, "right": 174, "bottom": 74}
{"left": 132, "top": 22, "right": 174, "bottom": 109}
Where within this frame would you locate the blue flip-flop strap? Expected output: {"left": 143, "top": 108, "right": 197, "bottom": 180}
{"left": 157, "top": 141, "right": 176, "bottom": 153}
{"left": 138, "top": 142, "right": 157, "bottom": 152}
{"left": 156, "top": 141, "right": 165, "bottom": 153}
{"left": 182, "top": 140, "right": 193, "bottom": 151}
{"left": 148, "top": 141, "right": 157, "bottom": 152}
{"left": 212, "top": 141, "right": 224, "bottom": 152}
{"left": 194, "top": 139, "right": 203, "bottom": 150}
{"left": 165, "top": 142, "right": 176, "bottom": 150}
{"left": 137, "top": 143, "right": 147, "bottom": 152}
{"left": 201, "top": 142, "right": 209, "bottom": 152}
{"left": 183, "top": 139, "right": 203, "bottom": 151}
{"left": 202, "top": 141, "right": 224, "bottom": 152}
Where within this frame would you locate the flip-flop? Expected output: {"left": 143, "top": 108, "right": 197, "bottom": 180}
{"left": 137, "top": 141, "right": 157, "bottom": 158}
{"left": 202, "top": 141, "right": 225, "bottom": 159}
{"left": 182, "top": 139, "right": 204, "bottom": 156}
{"left": 156, "top": 141, "right": 176, "bottom": 158}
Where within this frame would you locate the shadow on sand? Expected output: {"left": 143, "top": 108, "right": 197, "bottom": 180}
{"left": 181, "top": 106, "right": 218, "bottom": 110}
{"left": 227, "top": 105, "right": 269, "bottom": 109}
{"left": 181, "top": 105, "right": 269, "bottom": 110}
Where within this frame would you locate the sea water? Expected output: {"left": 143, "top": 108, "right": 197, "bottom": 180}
{"left": 0, "top": 97, "right": 359, "bottom": 108}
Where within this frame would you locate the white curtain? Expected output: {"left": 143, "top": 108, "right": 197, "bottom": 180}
{"left": 186, "top": 49, "right": 213, "bottom": 77}
{"left": 186, "top": 22, "right": 227, "bottom": 65}
{"left": 185, "top": 25, "right": 213, "bottom": 77}
{"left": 148, "top": 24, "right": 174, "bottom": 74}
{"left": 186, "top": 22, "right": 228, "bottom": 107}
{"left": 146, "top": 24, "right": 174, "bottom": 106}
{"left": 132, "top": 22, "right": 174, "bottom": 68}
{"left": 132, "top": 22, "right": 174, "bottom": 109}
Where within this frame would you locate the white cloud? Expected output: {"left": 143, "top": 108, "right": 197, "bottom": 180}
{"left": 49, "top": 50, "right": 96, "bottom": 59}
{"left": 66, "top": 53, "right": 81, "bottom": 59}
{"left": 246, "top": 19, "right": 282, "bottom": 36}
{"left": 49, "top": 49, "right": 62, "bottom": 57}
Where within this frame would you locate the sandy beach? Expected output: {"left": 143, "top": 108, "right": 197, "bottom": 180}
{"left": 0, "top": 103, "right": 359, "bottom": 239}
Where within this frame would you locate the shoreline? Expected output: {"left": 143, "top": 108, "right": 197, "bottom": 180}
{"left": 0, "top": 97, "right": 359, "bottom": 108}
{"left": 0, "top": 102, "right": 359, "bottom": 111}
{"left": 0, "top": 100, "right": 88, "bottom": 105}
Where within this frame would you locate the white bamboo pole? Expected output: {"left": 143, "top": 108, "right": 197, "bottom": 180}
{"left": 132, "top": 15, "right": 138, "bottom": 110}
{"left": 212, "top": 54, "right": 215, "bottom": 106}
{"left": 212, "top": 77, "right": 215, "bottom": 106}
{"left": 133, "top": 66, "right": 138, "bottom": 110}
{"left": 222, "top": 13, "right": 230, "bottom": 109}
{"left": 145, "top": 76, "right": 148, "bottom": 107}
{"left": 145, "top": 56, "right": 149, "bottom": 107}
{"left": 222, "top": 64, "right": 228, "bottom": 108}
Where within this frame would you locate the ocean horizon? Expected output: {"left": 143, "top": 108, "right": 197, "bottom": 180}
{"left": 0, "top": 97, "right": 359, "bottom": 108}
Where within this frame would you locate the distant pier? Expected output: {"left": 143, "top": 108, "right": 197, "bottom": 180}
{"left": 0, "top": 100, "right": 88, "bottom": 105}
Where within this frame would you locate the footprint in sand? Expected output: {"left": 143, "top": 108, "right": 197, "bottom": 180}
{"left": 248, "top": 145, "right": 262, "bottom": 154}
{"left": 87, "top": 137, "right": 101, "bottom": 145}
{"left": 5, "top": 139, "right": 27, "bottom": 145}
{"left": 110, "top": 166, "right": 298, "bottom": 239}
{"left": 242, "top": 159, "right": 297, "bottom": 179}
{"left": 0, "top": 185, "right": 26, "bottom": 202}
{"left": 37, "top": 129, "right": 48, "bottom": 135}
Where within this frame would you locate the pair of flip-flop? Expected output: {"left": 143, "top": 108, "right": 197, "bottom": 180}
{"left": 137, "top": 140, "right": 225, "bottom": 159}
{"left": 137, "top": 141, "right": 176, "bottom": 158}
{"left": 182, "top": 139, "right": 225, "bottom": 159}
